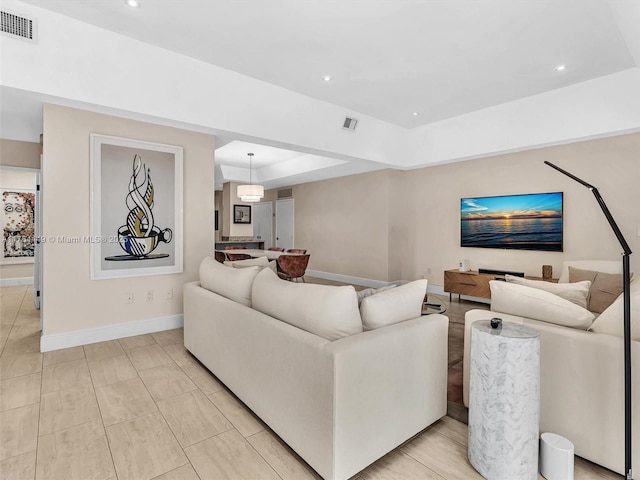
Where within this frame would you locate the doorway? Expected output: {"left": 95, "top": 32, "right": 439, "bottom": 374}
{"left": 275, "top": 198, "right": 294, "bottom": 250}
{"left": 252, "top": 201, "right": 273, "bottom": 249}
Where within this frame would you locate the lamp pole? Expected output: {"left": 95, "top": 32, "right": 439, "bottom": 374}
{"left": 545, "top": 160, "right": 633, "bottom": 479}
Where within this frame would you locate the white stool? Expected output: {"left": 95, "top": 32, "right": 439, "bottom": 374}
{"left": 540, "top": 432, "right": 574, "bottom": 480}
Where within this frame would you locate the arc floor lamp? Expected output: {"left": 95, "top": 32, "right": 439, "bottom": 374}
{"left": 545, "top": 160, "right": 633, "bottom": 480}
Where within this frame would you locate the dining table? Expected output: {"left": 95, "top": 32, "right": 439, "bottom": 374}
{"left": 216, "top": 249, "right": 304, "bottom": 260}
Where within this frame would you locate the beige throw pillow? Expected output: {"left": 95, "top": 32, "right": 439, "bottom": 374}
{"left": 251, "top": 268, "right": 363, "bottom": 341}
{"left": 505, "top": 274, "right": 591, "bottom": 309}
{"left": 356, "top": 284, "right": 397, "bottom": 306}
{"left": 360, "top": 279, "right": 427, "bottom": 330}
{"left": 568, "top": 267, "right": 625, "bottom": 313}
{"left": 589, "top": 277, "right": 640, "bottom": 341}
{"left": 490, "top": 280, "right": 595, "bottom": 329}
{"left": 199, "top": 256, "right": 260, "bottom": 307}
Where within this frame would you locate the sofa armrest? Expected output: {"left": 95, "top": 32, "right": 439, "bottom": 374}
{"left": 324, "top": 314, "right": 449, "bottom": 480}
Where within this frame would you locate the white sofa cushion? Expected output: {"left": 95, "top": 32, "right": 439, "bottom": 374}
{"left": 490, "top": 280, "right": 595, "bottom": 329}
{"left": 199, "top": 256, "right": 260, "bottom": 307}
{"left": 558, "top": 260, "right": 621, "bottom": 283}
{"left": 589, "top": 277, "right": 640, "bottom": 341}
{"left": 505, "top": 274, "right": 591, "bottom": 309}
{"left": 360, "top": 279, "right": 427, "bottom": 330}
{"left": 252, "top": 267, "right": 363, "bottom": 341}
{"left": 356, "top": 284, "right": 397, "bottom": 306}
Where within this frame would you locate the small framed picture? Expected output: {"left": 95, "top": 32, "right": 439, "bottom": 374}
{"left": 234, "top": 204, "right": 251, "bottom": 224}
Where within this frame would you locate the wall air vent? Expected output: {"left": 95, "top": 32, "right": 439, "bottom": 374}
{"left": 277, "top": 188, "right": 293, "bottom": 199}
{"left": 1, "top": 10, "right": 37, "bottom": 43}
{"left": 342, "top": 117, "right": 358, "bottom": 131}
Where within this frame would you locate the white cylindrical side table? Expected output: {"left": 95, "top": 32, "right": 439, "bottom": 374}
{"left": 468, "top": 318, "right": 540, "bottom": 480}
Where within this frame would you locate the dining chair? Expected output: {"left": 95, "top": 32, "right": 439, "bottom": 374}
{"left": 268, "top": 247, "right": 285, "bottom": 251}
{"left": 226, "top": 253, "right": 252, "bottom": 261}
{"left": 276, "top": 254, "right": 310, "bottom": 282}
{"left": 286, "top": 248, "right": 307, "bottom": 254}
{"left": 214, "top": 251, "right": 227, "bottom": 263}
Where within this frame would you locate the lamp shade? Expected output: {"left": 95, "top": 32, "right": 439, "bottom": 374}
{"left": 237, "top": 183, "right": 264, "bottom": 202}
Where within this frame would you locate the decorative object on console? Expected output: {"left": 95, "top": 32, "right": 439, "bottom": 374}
{"left": 543, "top": 264, "right": 553, "bottom": 280}
{"left": 237, "top": 152, "right": 264, "bottom": 202}
{"left": 545, "top": 160, "right": 633, "bottom": 480}
{"left": 459, "top": 259, "right": 470, "bottom": 272}
{"left": 460, "top": 192, "right": 563, "bottom": 252}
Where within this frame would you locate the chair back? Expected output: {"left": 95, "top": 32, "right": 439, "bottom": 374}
{"left": 276, "top": 254, "right": 310, "bottom": 282}
{"left": 286, "top": 248, "right": 307, "bottom": 254}
{"left": 224, "top": 245, "right": 247, "bottom": 250}
{"left": 268, "top": 247, "right": 285, "bottom": 252}
{"left": 226, "top": 253, "right": 252, "bottom": 261}
{"left": 214, "top": 251, "right": 227, "bottom": 263}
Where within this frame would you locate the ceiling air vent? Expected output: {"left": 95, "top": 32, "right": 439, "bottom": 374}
{"left": 342, "top": 117, "right": 358, "bottom": 131}
{"left": 277, "top": 188, "right": 293, "bottom": 199}
{"left": 1, "top": 10, "right": 37, "bottom": 43}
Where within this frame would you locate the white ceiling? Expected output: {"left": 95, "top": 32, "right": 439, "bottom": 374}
{"left": 4, "top": 0, "right": 640, "bottom": 189}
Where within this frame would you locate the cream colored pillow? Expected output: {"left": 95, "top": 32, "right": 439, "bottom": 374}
{"left": 360, "top": 279, "right": 427, "bottom": 330}
{"left": 490, "top": 280, "right": 595, "bottom": 330}
{"left": 224, "top": 256, "right": 269, "bottom": 268}
{"left": 589, "top": 278, "right": 640, "bottom": 341}
{"left": 505, "top": 274, "right": 591, "bottom": 309}
{"left": 199, "top": 256, "right": 260, "bottom": 307}
{"left": 251, "top": 268, "right": 362, "bottom": 341}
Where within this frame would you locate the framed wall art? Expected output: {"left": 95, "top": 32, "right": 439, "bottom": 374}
{"left": 2, "top": 188, "right": 36, "bottom": 265}
{"left": 233, "top": 204, "right": 251, "bottom": 224}
{"left": 90, "top": 134, "right": 183, "bottom": 279}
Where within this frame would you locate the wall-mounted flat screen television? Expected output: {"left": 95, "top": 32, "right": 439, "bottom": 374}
{"left": 460, "top": 192, "right": 563, "bottom": 252}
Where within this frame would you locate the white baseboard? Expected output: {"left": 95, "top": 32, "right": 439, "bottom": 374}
{"left": 0, "top": 277, "right": 34, "bottom": 287}
{"left": 40, "top": 314, "right": 184, "bottom": 352}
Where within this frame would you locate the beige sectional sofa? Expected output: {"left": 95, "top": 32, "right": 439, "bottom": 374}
{"left": 463, "top": 260, "right": 640, "bottom": 475}
{"left": 184, "top": 257, "right": 449, "bottom": 480}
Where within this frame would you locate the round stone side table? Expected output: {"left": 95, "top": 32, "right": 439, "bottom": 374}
{"left": 468, "top": 319, "right": 540, "bottom": 480}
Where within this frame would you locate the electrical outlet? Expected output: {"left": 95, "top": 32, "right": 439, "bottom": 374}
{"left": 419, "top": 275, "right": 425, "bottom": 279}
{"left": 637, "top": 227, "right": 640, "bottom": 237}
{"left": 146, "top": 290, "right": 154, "bottom": 302}
{"left": 166, "top": 288, "right": 173, "bottom": 300}
{"left": 426, "top": 267, "right": 432, "bottom": 274}
{"left": 126, "top": 293, "right": 133, "bottom": 304}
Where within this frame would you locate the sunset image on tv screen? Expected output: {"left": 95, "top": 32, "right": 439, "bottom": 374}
{"left": 460, "top": 192, "right": 563, "bottom": 251}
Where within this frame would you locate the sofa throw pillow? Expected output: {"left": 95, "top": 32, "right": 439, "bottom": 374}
{"left": 490, "top": 280, "right": 595, "bottom": 330}
{"left": 557, "top": 260, "right": 621, "bottom": 284}
{"left": 224, "top": 256, "right": 269, "bottom": 268}
{"left": 252, "top": 268, "right": 363, "bottom": 341}
{"left": 589, "top": 277, "right": 640, "bottom": 341}
{"left": 356, "top": 284, "right": 397, "bottom": 306}
{"left": 199, "top": 256, "right": 260, "bottom": 307}
{"left": 360, "top": 279, "right": 427, "bottom": 330}
{"left": 568, "top": 267, "right": 625, "bottom": 313}
{"left": 505, "top": 274, "right": 591, "bottom": 309}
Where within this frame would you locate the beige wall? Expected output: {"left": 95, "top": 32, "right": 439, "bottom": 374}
{"left": 292, "top": 170, "right": 391, "bottom": 280}
{"left": 0, "top": 140, "right": 41, "bottom": 280}
{"left": 0, "top": 139, "right": 41, "bottom": 169}
{"left": 290, "top": 132, "right": 640, "bottom": 286}
{"left": 41, "top": 104, "right": 214, "bottom": 335}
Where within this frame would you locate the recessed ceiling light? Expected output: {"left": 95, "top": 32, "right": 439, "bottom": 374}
{"left": 554, "top": 64, "right": 567, "bottom": 72}
{"left": 322, "top": 75, "right": 332, "bottom": 82}
{"left": 412, "top": 112, "right": 420, "bottom": 116}
{"left": 124, "top": 0, "right": 141, "bottom": 8}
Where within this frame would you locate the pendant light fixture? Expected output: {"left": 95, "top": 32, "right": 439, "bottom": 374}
{"left": 237, "top": 152, "right": 264, "bottom": 202}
